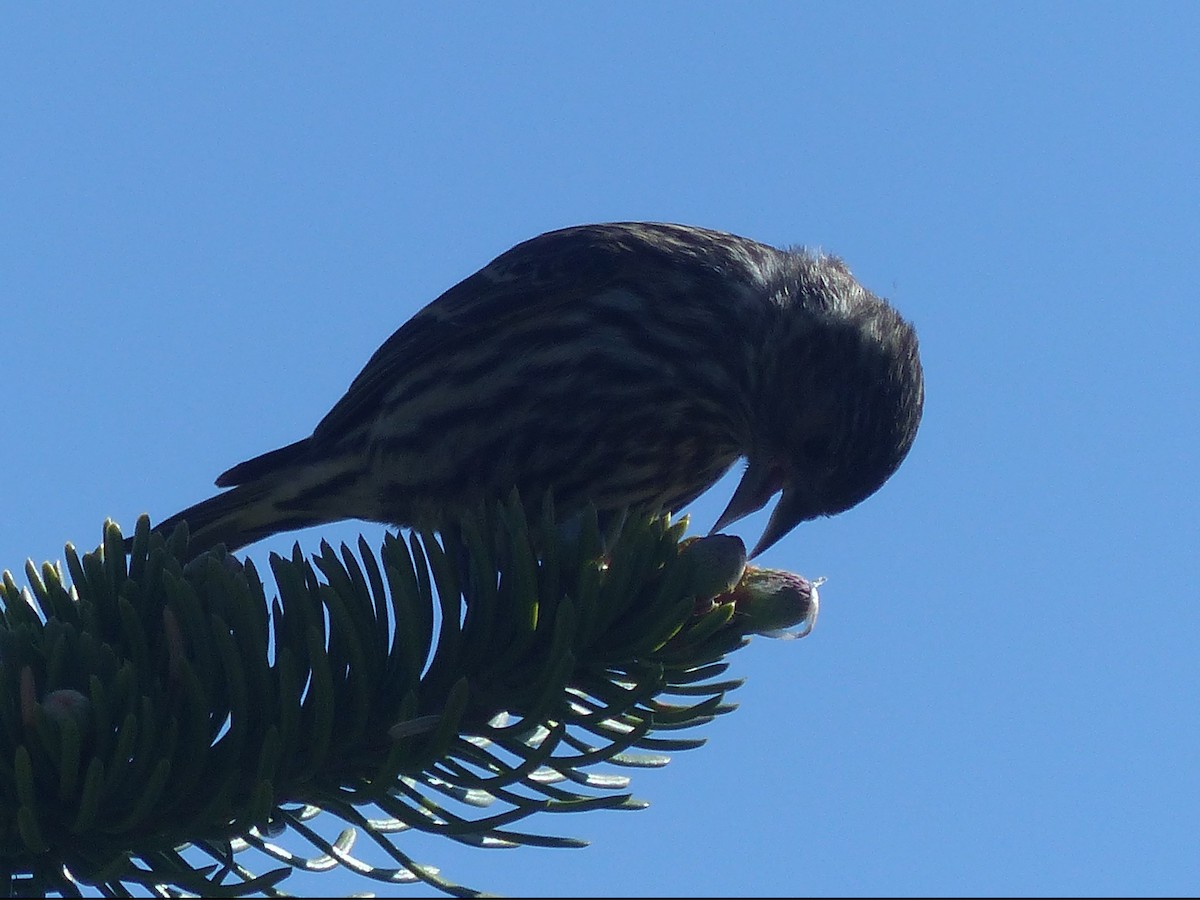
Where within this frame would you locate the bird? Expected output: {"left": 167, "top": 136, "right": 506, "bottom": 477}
{"left": 141, "top": 222, "right": 924, "bottom": 560}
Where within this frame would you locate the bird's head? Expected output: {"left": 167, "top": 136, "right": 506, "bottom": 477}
{"left": 712, "top": 256, "right": 924, "bottom": 557}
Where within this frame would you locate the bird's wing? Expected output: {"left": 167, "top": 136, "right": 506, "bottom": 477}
{"left": 307, "top": 223, "right": 686, "bottom": 447}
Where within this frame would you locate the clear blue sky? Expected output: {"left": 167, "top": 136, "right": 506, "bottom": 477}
{"left": 3, "top": 4, "right": 1198, "bottom": 896}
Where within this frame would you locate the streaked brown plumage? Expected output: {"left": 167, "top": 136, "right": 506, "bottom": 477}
{"left": 146, "top": 222, "right": 924, "bottom": 558}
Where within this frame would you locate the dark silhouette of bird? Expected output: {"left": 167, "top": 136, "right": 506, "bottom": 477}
{"left": 143, "top": 222, "right": 924, "bottom": 558}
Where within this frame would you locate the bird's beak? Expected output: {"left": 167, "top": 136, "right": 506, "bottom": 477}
{"left": 747, "top": 485, "right": 812, "bottom": 558}
{"left": 710, "top": 457, "right": 815, "bottom": 558}
{"left": 711, "top": 457, "right": 780, "bottom": 534}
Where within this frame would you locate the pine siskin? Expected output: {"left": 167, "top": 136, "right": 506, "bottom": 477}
{"left": 144, "top": 222, "right": 924, "bottom": 558}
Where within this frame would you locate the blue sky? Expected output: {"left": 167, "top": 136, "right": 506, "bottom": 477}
{"left": 3, "top": 3, "right": 1198, "bottom": 896}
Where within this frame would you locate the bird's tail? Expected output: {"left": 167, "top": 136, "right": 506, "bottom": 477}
{"left": 144, "top": 480, "right": 328, "bottom": 556}
{"left": 128, "top": 444, "right": 369, "bottom": 559}
{"left": 215, "top": 437, "right": 310, "bottom": 488}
